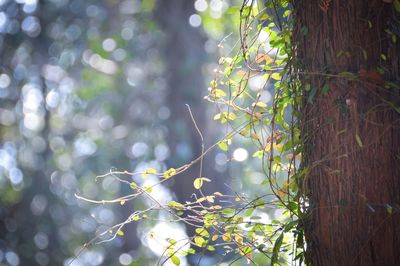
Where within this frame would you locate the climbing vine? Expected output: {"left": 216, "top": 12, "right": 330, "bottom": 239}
{"left": 73, "top": 1, "right": 308, "bottom": 265}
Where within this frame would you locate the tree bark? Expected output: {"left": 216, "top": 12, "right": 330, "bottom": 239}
{"left": 294, "top": 1, "right": 400, "bottom": 265}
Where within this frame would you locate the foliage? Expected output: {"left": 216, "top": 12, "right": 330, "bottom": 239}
{"left": 73, "top": 1, "right": 309, "bottom": 265}
{"left": 73, "top": 0, "right": 400, "bottom": 265}
{"left": 9, "top": 0, "right": 398, "bottom": 264}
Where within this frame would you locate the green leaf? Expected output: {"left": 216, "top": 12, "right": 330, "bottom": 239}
{"left": 211, "top": 89, "right": 226, "bottom": 99}
{"left": 171, "top": 255, "right": 180, "bottom": 266}
{"left": 271, "top": 72, "right": 281, "bottom": 80}
{"left": 227, "top": 112, "right": 236, "bottom": 120}
{"left": 194, "top": 236, "right": 206, "bottom": 247}
{"left": 245, "top": 208, "right": 254, "bottom": 217}
{"left": 301, "top": 26, "right": 308, "bottom": 35}
{"left": 287, "top": 201, "right": 298, "bottom": 214}
{"left": 282, "top": 140, "right": 294, "bottom": 152}
{"left": 308, "top": 87, "right": 317, "bottom": 104}
{"left": 226, "top": 6, "right": 240, "bottom": 14}
{"left": 221, "top": 208, "right": 236, "bottom": 216}
{"left": 215, "top": 112, "right": 236, "bottom": 124}
{"left": 394, "top": 0, "right": 400, "bottom": 13}
{"left": 338, "top": 71, "right": 357, "bottom": 80}
{"left": 168, "top": 238, "right": 177, "bottom": 245}
{"left": 386, "top": 204, "right": 393, "bottom": 214}
{"left": 168, "top": 201, "right": 185, "bottom": 210}
{"left": 218, "top": 141, "right": 228, "bottom": 151}
{"left": 322, "top": 83, "right": 330, "bottom": 95}
{"left": 283, "top": 220, "right": 298, "bottom": 232}
{"left": 188, "top": 248, "right": 196, "bottom": 254}
{"left": 271, "top": 232, "right": 284, "bottom": 265}
{"left": 240, "top": 245, "right": 252, "bottom": 255}
{"left": 117, "top": 230, "right": 124, "bottom": 236}
{"left": 130, "top": 182, "right": 137, "bottom": 190}
{"left": 206, "top": 245, "right": 215, "bottom": 251}
{"left": 241, "top": 6, "right": 251, "bottom": 17}
{"left": 252, "top": 150, "right": 264, "bottom": 158}
{"left": 195, "top": 228, "right": 210, "bottom": 238}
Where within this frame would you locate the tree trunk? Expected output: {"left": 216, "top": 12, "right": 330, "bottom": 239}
{"left": 154, "top": 0, "right": 230, "bottom": 229}
{"left": 294, "top": 1, "right": 400, "bottom": 265}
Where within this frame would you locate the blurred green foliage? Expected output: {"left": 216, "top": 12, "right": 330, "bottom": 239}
{"left": 0, "top": 0, "right": 301, "bottom": 265}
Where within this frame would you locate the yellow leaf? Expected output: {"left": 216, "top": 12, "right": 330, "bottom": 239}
{"left": 222, "top": 233, "right": 231, "bottom": 242}
{"left": 264, "top": 143, "right": 283, "bottom": 152}
{"left": 262, "top": 73, "right": 271, "bottom": 80}
{"left": 272, "top": 163, "right": 282, "bottom": 172}
{"left": 355, "top": 134, "right": 363, "bottom": 147}
{"left": 194, "top": 178, "right": 203, "bottom": 189}
{"left": 206, "top": 196, "right": 215, "bottom": 203}
{"left": 264, "top": 145, "right": 271, "bottom": 152}
{"left": 163, "top": 168, "right": 176, "bottom": 178}
{"left": 142, "top": 167, "right": 157, "bottom": 178}
{"left": 387, "top": 204, "right": 393, "bottom": 214}
{"left": 143, "top": 185, "right": 152, "bottom": 193}
{"left": 193, "top": 177, "right": 211, "bottom": 189}
{"left": 196, "top": 197, "right": 206, "bottom": 203}
{"left": 234, "top": 234, "right": 243, "bottom": 245}
{"left": 130, "top": 182, "right": 137, "bottom": 189}
{"left": 271, "top": 72, "right": 281, "bottom": 80}
{"left": 146, "top": 168, "right": 157, "bottom": 174}
{"left": 213, "top": 113, "right": 221, "bottom": 120}
{"left": 194, "top": 236, "right": 206, "bottom": 247}
{"left": 255, "top": 102, "right": 267, "bottom": 108}
{"left": 211, "top": 88, "right": 226, "bottom": 98}
{"left": 171, "top": 256, "right": 180, "bottom": 266}
{"left": 218, "top": 141, "right": 228, "bottom": 151}
{"left": 168, "top": 200, "right": 185, "bottom": 210}
{"left": 250, "top": 133, "right": 259, "bottom": 140}
{"left": 227, "top": 112, "right": 236, "bottom": 120}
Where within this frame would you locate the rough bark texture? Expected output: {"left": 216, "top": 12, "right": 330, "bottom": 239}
{"left": 294, "top": 1, "right": 400, "bottom": 265}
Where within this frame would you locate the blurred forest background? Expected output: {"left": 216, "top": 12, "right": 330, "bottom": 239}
{"left": 0, "top": 0, "right": 275, "bottom": 265}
